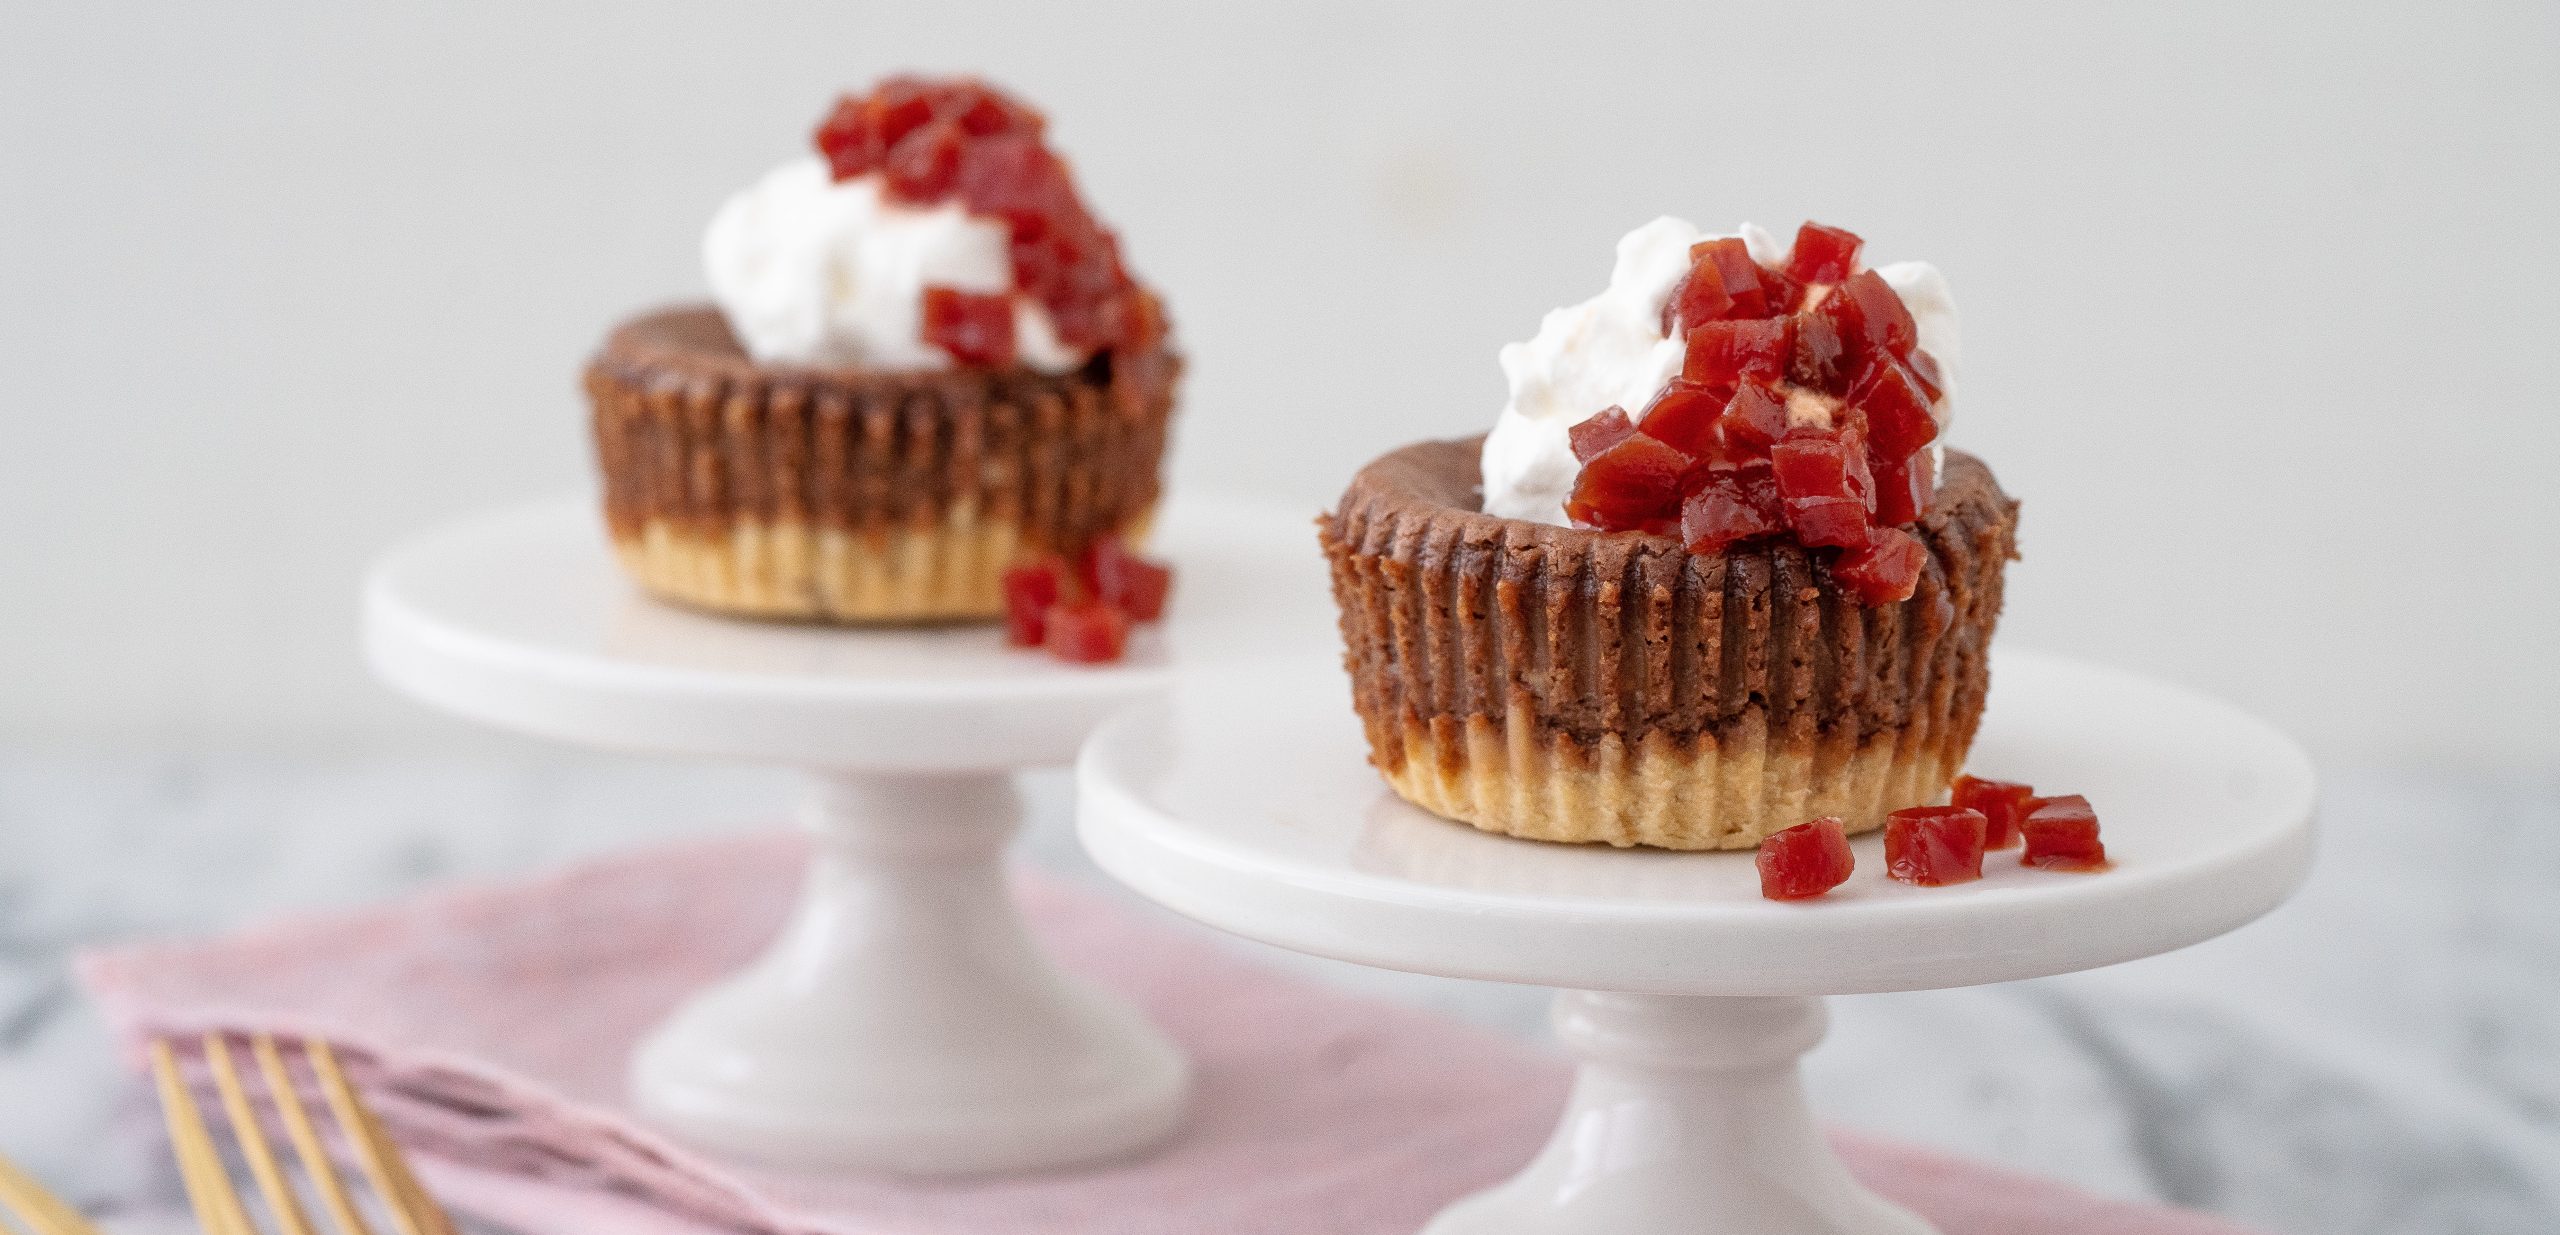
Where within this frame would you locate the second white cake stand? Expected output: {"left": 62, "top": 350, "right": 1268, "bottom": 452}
{"left": 1078, "top": 649, "right": 2316, "bottom": 1233}
{"left": 364, "top": 495, "right": 1330, "bottom": 1176}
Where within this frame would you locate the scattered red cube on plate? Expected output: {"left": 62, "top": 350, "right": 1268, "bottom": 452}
{"left": 1000, "top": 557, "right": 1064, "bottom": 647}
{"left": 1043, "top": 599, "right": 1130, "bottom": 664}
{"left": 1951, "top": 775, "right": 2036, "bottom": 849}
{"left": 1758, "top": 817, "right": 1856, "bottom": 901}
{"left": 1883, "top": 806, "right": 1988, "bottom": 886}
{"left": 1080, "top": 536, "right": 1172, "bottom": 622}
{"left": 2021, "top": 794, "right": 2107, "bottom": 869}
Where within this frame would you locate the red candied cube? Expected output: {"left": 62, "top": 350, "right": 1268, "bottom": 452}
{"left": 1884, "top": 806, "right": 1988, "bottom": 886}
{"left": 1758, "top": 817, "right": 1856, "bottom": 901}
{"left": 1044, "top": 600, "right": 1131, "bottom": 664}
{"left": 1569, "top": 406, "right": 1637, "bottom": 463}
{"left": 1869, "top": 447, "right": 1937, "bottom": 527}
{"left": 1789, "top": 311, "right": 1853, "bottom": 393}
{"left": 1757, "top": 263, "right": 1805, "bottom": 318}
{"left": 1682, "top": 318, "right": 1795, "bottom": 390}
{"left": 1079, "top": 536, "right": 1173, "bottom": 622}
{"left": 1951, "top": 775, "right": 2036, "bottom": 850}
{"left": 1771, "top": 433, "right": 1861, "bottom": 505}
{"left": 1848, "top": 360, "right": 1940, "bottom": 459}
{"left": 1681, "top": 476, "right": 1784, "bottom": 554}
{"left": 1634, "top": 383, "right": 1727, "bottom": 458}
{"left": 882, "top": 118, "right": 968, "bottom": 204}
{"left": 1786, "top": 498, "right": 1870, "bottom": 549}
{"left": 1690, "top": 237, "right": 1772, "bottom": 318}
{"left": 1565, "top": 434, "right": 1694, "bottom": 530}
{"left": 1833, "top": 526, "right": 1926, "bottom": 603}
{"left": 938, "top": 80, "right": 1046, "bottom": 138}
{"left": 1906, "top": 348, "right": 1946, "bottom": 403}
{"left": 920, "top": 286, "right": 1018, "bottom": 368}
{"left": 1001, "top": 557, "right": 1065, "bottom": 647}
{"left": 1716, "top": 382, "right": 1790, "bottom": 455}
{"left": 1662, "top": 266, "right": 1734, "bottom": 333}
{"left": 1786, "top": 222, "right": 1865, "bottom": 285}
{"left": 2021, "top": 794, "right": 2107, "bottom": 869}
{"left": 1823, "top": 270, "right": 1919, "bottom": 365}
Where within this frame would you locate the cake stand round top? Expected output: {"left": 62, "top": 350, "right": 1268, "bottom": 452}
{"left": 1077, "top": 649, "right": 2316, "bottom": 996}
{"left": 364, "top": 496, "right": 1332, "bottom": 772}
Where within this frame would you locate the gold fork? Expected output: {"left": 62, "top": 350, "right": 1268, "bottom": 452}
{"left": 0, "top": 1149, "right": 108, "bottom": 1235}
{"left": 147, "top": 1033, "right": 458, "bottom": 1235}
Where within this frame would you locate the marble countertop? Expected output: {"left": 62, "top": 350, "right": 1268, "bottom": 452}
{"left": 0, "top": 748, "right": 2551, "bottom": 1234}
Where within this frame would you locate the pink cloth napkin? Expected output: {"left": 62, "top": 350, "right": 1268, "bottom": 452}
{"left": 80, "top": 831, "right": 2261, "bottom": 1235}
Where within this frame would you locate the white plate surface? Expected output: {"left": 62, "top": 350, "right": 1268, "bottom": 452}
{"left": 1078, "top": 649, "right": 2316, "bottom": 995}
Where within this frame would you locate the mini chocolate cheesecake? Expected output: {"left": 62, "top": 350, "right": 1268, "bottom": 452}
{"left": 589, "top": 305, "right": 1175, "bottom": 622}
{"left": 1321, "top": 436, "right": 2017, "bottom": 850}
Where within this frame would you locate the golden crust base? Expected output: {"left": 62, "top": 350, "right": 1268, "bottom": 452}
{"left": 1370, "top": 706, "right": 1966, "bottom": 850}
{"left": 612, "top": 507, "right": 1152, "bottom": 623}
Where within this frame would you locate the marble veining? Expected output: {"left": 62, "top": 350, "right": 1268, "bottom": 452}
{"left": 0, "top": 750, "right": 2551, "bottom": 1234}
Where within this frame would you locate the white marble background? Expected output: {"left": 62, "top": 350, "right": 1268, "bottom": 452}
{"left": 0, "top": 752, "right": 2550, "bottom": 1234}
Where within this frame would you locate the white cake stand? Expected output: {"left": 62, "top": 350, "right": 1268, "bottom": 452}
{"left": 362, "top": 495, "right": 1330, "bottom": 1176}
{"left": 1077, "top": 649, "right": 2316, "bottom": 1234}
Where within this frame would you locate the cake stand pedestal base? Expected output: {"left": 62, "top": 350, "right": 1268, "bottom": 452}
{"left": 630, "top": 771, "right": 1187, "bottom": 1175}
{"left": 1426, "top": 993, "right": 1927, "bottom": 1235}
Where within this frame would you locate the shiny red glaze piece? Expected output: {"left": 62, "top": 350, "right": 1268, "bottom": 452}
{"left": 1716, "top": 382, "right": 1790, "bottom": 455}
{"left": 1789, "top": 311, "right": 1853, "bottom": 393}
{"left": 882, "top": 118, "right": 967, "bottom": 203}
{"left": 2021, "top": 794, "right": 2107, "bottom": 869}
{"left": 1834, "top": 270, "right": 1919, "bottom": 362}
{"left": 1079, "top": 537, "right": 1173, "bottom": 622}
{"left": 1848, "top": 360, "right": 1939, "bottom": 459}
{"left": 1906, "top": 348, "right": 1946, "bottom": 403}
{"left": 1682, "top": 318, "right": 1795, "bottom": 389}
{"left": 1044, "top": 600, "right": 1131, "bottom": 664}
{"left": 1565, "top": 434, "right": 1694, "bottom": 530}
{"left": 1757, "top": 264, "right": 1805, "bottom": 317}
{"left": 1884, "top": 806, "right": 1988, "bottom": 886}
{"left": 1833, "top": 526, "right": 1926, "bottom": 603}
{"left": 1870, "top": 447, "right": 1936, "bottom": 527}
{"left": 920, "top": 286, "right": 1017, "bottom": 368}
{"left": 1569, "top": 406, "right": 1637, "bottom": 463}
{"left": 1758, "top": 817, "right": 1856, "bottom": 901}
{"left": 1681, "top": 476, "right": 1785, "bottom": 554}
{"left": 1635, "top": 383, "right": 1727, "bottom": 458}
{"left": 1691, "top": 237, "right": 1771, "bottom": 318}
{"left": 1786, "top": 222, "right": 1865, "bottom": 285}
{"left": 1663, "top": 266, "right": 1736, "bottom": 334}
{"left": 1000, "top": 557, "right": 1064, "bottom": 647}
{"left": 1771, "top": 434, "right": 1862, "bottom": 505}
{"left": 1951, "top": 775, "right": 2036, "bottom": 850}
{"left": 1785, "top": 498, "right": 1870, "bottom": 549}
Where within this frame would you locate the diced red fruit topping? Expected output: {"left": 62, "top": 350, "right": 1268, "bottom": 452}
{"left": 920, "top": 286, "right": 1017, "bottom": 368}
{"left": 1870, "top": 447, "right": 1935, "bottom": 527}
{"left": 810, "top": 78, "right": 1152, "bottom": 361}
{"left": 1663, "top": 266, "right": 1735, "bottom": 334}
{"left": 1693, "top": 237, "right": 1772, "bottom": 319}
{"left": 1788, "top": 311, "right": 1853, "bottom": 393}
{"left": 1770, "top": 432, "right": 1875, "bottom": 548}
{"left": 1830, "top": 270, "right": 1920, "bottom": 364}
{"left": 1682, "top": 318, "right": 1795, "bottom": 390}
{"left": 1756, "top": 264, "right": 1805, "bottom": 319}
{"left": 1848, "top": 360, "right": 1939, "bottom": 459}
{"left": 1786, "top": 222, "right": 1865, "bottom": 286}
{"left": 1080, "top": 536, "right": 1173, "bottom": 621}
{"left": 1905, "top": 349, "right": 1946, "bottom": 403}
{"left": 1565, "top": 434, "right": 1693, "bottom": 531}
{"left": 1832, "top": 526, "right": 1926, "bottom": 603}
{"left": 2021, "top": 795, "right": 2107, "bottom": 869}
{"left": 1568, "top": 406, "right": 1637, "bottom": 463}
{"left": 1715, "top": 383, "right": 1790, "bottom": 454}
{"left": 1681, "top": 474, "right": 1784, "bottom": 554}
{"left": 1633, "top": 383, "right": 1726, "bottom": 458}
{"left": 1044, "top": 600, "right": 1130, "bottom": 664}
{"left": 1758, "top": 817, "right": 1857, "bottom": 901}
{"left": 1950, "top": 775, "right": 2036, "bottom": 850}
{"left": 1883, "top": 806, "right": 1988, "bottom": 886}
{"left": 1000, "top": 557, "right": 1065, "bottom": 647}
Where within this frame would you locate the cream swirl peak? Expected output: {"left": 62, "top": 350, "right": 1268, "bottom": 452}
{"left": 703, "top": 156, "right": 1083, "bottom": 372}
{"left": 1481, "top": 217, "right": 1959, "bottom": 526}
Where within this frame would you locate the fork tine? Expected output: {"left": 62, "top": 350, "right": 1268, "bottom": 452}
{"left": 252, "top": 1035, "right": 375, "bottom": 1235}
{"left": 149, "top": 1039, "right": 260, "bottom": 1235}
{"left": 304, "top": 1041, "right": 431, "bottom": 1235}
{"left": 346, "top": 1102, "right": 458, "bottom": 1235}
{"left": 0, "top": 1151, "right": 109, "bottom": 1235}
{"left": 205, "top": 1035, "right": 319, "bottom": 1235}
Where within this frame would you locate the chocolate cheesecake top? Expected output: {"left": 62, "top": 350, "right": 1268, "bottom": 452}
{"left": 1321, "top": 436, "right": 2018, "bottom": 749}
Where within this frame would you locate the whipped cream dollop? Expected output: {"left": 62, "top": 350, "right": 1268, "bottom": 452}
{"left": 703, "top": 155, "right": 1083, "bottom": 372}
{"left": 1479, "top": 217, "right": 1961, "bottom": 525}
